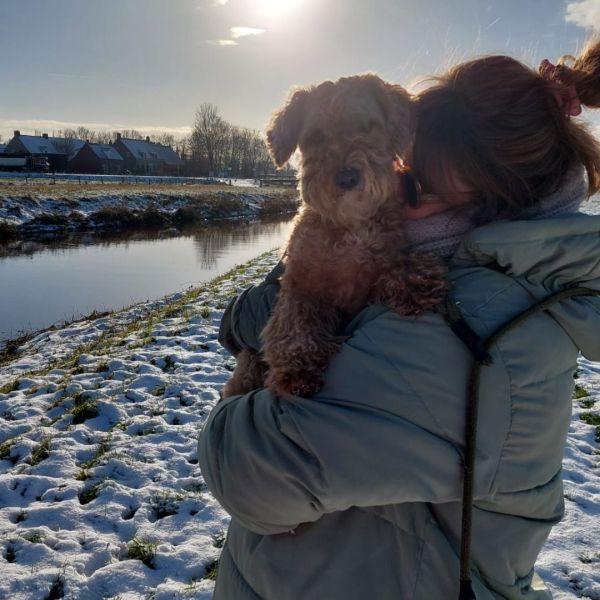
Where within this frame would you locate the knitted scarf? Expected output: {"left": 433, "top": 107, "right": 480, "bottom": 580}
{"left": 405, "top": 168, "right": 588, "bottom": 257}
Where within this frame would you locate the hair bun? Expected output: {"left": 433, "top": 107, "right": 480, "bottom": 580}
{"left": 564, "top": 39, "right": 600, "bottom": 109}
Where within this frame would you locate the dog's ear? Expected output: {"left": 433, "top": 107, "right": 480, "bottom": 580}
{"left": 370, "top": 77, "right": 414, "bottom": 157}
{"left": 266, "top": 88, "right": 310, "bottom": 167}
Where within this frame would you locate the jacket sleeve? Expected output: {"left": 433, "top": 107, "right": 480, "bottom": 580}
{"left": 217, "top": 261, "right": 284, "bottom": 355}
{"left": 199, "top": 310, "right": 469, "bottom": 535}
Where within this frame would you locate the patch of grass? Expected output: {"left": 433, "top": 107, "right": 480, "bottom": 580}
{"left": 151, "top": 385, "right": 166, "bottom": 397}
{"left": 75, "top": 469, "right": 89, "bottom": 481}
{"left": 80, "top": 435, "right": 113, "bottom": 470}
{"left": 78, "top": 480, "right": 105, "bottom": 505}
{"left": 573, "top": 384, "right": 590, "bottom": 399}
{"left": 29, "top": 436, "right": 52, "bottom": 466}
{"left": 204, "top": 558, "right": 219, "bottom": 581}
{"left": 579, "top": 551, "right": 600, "bottom": 564}
{"left": 46, "top": 574, "right": 65, "bottom": 600}
{"left": 149, "top": 491, "right": 179, "bottom": 520}
{"left": 0, "top": 436, "right": 18, "bottom": 461}
{"left": 0, "top": 379, "right": 21, "bottom": 394}
{"left": 113, "top": 420, "right": 130, "bottom": 431}
{"left": 579, "top": 397, "right": 596, "bottom": 409}
{"left": 21, "top": 531, "right": 43, "bottom": 544}
{"left": 580, "top": 412, "right": 600, "bottom": 426}
{"left": 200, "top": 305, "right": 210, "bottom": 319}
{"left": 69, "top": 393, "right": 99, "bottom": 424}
{"left": 127, "top": 537, "right": 158, "bottom": 569}
{"left": 580, "top": 412, "right": 600, "bottom": 442}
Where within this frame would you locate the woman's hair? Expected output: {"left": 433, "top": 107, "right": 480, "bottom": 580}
{"left": 412, "top": 39, "right": 600, "bottom": 221}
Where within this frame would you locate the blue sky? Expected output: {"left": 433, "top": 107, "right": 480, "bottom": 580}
{"left": 0, "top": 0, "right": 598, "bottom": 141}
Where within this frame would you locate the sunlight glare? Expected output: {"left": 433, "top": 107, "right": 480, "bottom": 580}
{"left": 252, "top": 0, "right": 305, "bottom": 19}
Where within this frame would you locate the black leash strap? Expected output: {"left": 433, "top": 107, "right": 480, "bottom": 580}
{"left": 445, "top": 286, "right": 600, "bottom": 600}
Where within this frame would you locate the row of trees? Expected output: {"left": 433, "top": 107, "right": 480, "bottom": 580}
{"left": 5, "top": 104, "right": 293, "bottom": 178}
{"left": 189, "top": 103, "right": 281, "bottom": 178}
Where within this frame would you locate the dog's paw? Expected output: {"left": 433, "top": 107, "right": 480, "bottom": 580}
{"left": 266, "top": 369, "right": 323, "bottom": 398}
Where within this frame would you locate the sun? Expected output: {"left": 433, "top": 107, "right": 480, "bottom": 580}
{"left": 252, "top": 0, "right": 305, "bottom": 18}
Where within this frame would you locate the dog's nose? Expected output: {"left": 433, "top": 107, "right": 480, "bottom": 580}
{"left": 335, "top": 167, "right": 361, "bottom": 190}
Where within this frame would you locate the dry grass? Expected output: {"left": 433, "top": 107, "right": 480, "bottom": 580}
{"left": 0, "top": 181, "right": 288, "bottom": 198}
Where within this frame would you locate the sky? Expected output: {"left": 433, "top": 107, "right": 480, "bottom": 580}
{"left": 0, "top": 0, "right": 599, "bottom": 142}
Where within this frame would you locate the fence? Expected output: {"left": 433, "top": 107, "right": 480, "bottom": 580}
{"left": 0, "top": 171, "right": 260, "bottom": 187}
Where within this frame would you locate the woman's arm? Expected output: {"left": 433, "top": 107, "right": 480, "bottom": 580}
{"left": 218, "top": 261, "right": 284, "bottom": 355}
{"left": 199, "top": 309, "right": 476, "bottom": 535}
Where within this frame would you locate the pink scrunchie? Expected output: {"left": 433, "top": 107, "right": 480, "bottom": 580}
{"left": 539, "top": 59, "right": 582, "bottom": 117}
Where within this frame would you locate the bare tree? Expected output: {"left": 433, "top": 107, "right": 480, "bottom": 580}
{"left": 76, "top": 126, "right": 97, "bottom": 143}
{"left": 191, "top": 103, "right": 231, "bottom": 175}
{"left": 95, "top": 131, "right": 113, "bottom": 144}
{"left": 153, "top": 133, "right": 176, "bottom": 148}
{"left": 52, "top": 128, "right": 79, "bottom": 156}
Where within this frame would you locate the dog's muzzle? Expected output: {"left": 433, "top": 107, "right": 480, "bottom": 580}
{"left": 335, "top": 167, "right": 361, "bottom": 190}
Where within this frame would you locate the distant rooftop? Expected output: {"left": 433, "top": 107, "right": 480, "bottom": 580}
{"left": 87, "top": 143, "right": 123, "bottom": 162}
{"left": 11, "top": 133, "right": 85, "bottom": 159}
{"left": 116, "top": 136, "right": 182, "bottom": 166}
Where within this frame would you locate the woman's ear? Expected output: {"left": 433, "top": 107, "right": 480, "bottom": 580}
{"left": 266, "top": 88, "right": 310, "bottom": 167}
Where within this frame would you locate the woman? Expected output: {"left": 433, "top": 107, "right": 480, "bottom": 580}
{"left": 198, "top": 41, "right": 600, "bottom": 599}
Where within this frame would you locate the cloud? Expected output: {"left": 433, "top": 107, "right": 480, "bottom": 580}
{"left": 565, "top": 0, "right": 600, "bottom": 30}
{"left": 0, "top": 118, "right": 192, "bottom": 141}
{"left": 207, "top": 39, "right": 238, "bottom": 46}
{"left": 230, "top": 26, "right": 266, "bottom": 38}
{"left": 206, "top": 27, "right": 265, "bottom": 47}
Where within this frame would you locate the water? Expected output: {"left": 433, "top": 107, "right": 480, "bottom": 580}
{"left": 0, "top": 216, "right": 294, "bottom": 342}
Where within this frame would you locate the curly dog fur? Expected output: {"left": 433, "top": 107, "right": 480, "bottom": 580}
{"left": 223, "top": 74, "right": 447, "bottom": 398}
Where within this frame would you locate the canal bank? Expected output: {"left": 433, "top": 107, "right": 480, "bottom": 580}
{"left": 0, "top": 181, "right": 298, "bottom": 237}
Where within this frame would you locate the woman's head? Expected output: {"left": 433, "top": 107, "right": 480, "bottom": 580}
{"left": 411, "top": 39, "right": 600, "bottom": 222}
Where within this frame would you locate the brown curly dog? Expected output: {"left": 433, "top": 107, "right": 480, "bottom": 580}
{"left": 223, "top": 74, "right": 447, "bottom": 398}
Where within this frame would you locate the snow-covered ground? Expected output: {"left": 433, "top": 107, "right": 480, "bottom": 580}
{"left": 0, "top": 185, "right": 297, "bottom": 234}
{"left": 0, "top": 249, "right": 599, "bottom": 599}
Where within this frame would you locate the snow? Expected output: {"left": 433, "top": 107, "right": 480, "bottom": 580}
{"left": 0, "top": 253, "right": 278, "bottom": 599}
{"left": 0, "top": 185, "right": 297, "bottom": 233}
{"left": 0, "top": 241, "right": 599, "bottom": 598}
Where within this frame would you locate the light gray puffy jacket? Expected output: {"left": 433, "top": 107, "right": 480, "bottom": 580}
{"left": 198, "top": 212, "right": 600, "bottom": 600}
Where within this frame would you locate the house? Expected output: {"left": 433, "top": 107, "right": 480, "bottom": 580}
{"left": 112, "top": 134, "right": 183, "bottom": 175}
{"left": 0, "top": 144, "right": 7, "bottom": 153}
{"left": 5, "top": 131, "right": 85, "bottom": 172}
{"left": 69, "top": 142, "right": 125, "bottom": 175}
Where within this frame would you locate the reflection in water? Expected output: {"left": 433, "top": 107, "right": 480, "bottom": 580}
{"left": 0, "top": 216, "right": 295, "bottom": 342}
{"left": 190, "top": 219, "right": 290, "bottom": 269}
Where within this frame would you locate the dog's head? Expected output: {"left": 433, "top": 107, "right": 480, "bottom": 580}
{"left": 267, "top": 74, "right": 413, "bottom": 226}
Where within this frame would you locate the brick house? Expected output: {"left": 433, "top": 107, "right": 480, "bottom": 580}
{"left": 69, "top": 142, "right": 125, "bottom": 174}
{"left": 112, "top": 134, "right": 183, "bottom": 175}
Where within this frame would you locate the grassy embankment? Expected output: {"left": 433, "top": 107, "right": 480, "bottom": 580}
{"left": 0, "top": 181, "right": 299, "bottom": 236}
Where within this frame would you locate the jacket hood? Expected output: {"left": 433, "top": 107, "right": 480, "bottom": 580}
{"left": 451, "top": 212, "right": 600, "bottom": 360}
